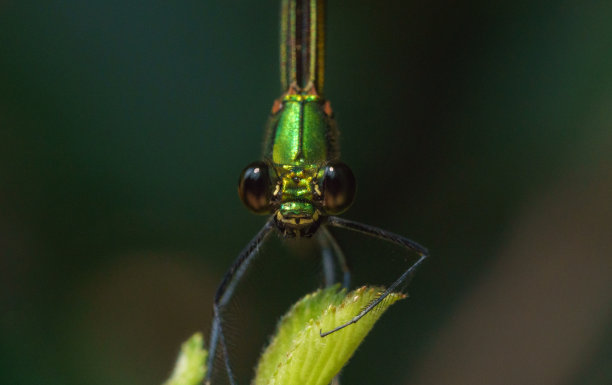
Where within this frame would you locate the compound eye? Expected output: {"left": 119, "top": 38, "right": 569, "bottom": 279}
{"left": 322, "top": 161, "right": 356, "bottom": 215}
{"left": 238, "top": 161, "right": 272, "bottom": 214}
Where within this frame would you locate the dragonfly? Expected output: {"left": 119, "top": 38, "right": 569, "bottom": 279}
{"left": 206, "top": 0, "right": 428, "bottom": 383}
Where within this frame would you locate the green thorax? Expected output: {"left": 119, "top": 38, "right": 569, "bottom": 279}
{"left": 263, "top": 93, "right": 338, "bottom": 166}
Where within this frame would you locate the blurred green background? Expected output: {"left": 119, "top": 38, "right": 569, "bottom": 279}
{"left": 2, "top": 0, "right": 612, "bottom": 384}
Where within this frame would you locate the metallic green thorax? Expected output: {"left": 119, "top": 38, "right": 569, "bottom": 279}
{"left": 263, "top": 94, "right": 338, "bottom": 165}
{"left": 262, "top": 95, "right": 335, "bottom": 234}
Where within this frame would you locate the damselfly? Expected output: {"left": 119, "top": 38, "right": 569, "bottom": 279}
{"left": 206, "top": 1, "right": 428, "bottom": 383}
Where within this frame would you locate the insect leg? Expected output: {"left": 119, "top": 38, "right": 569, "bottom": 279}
{"left": 319, "top": 216, "right": 428, "bottom": 337}
{"left": 320, "top": 241, "right": 336, "bottom": 288}
{"left": 316, "top": 226, "right": 350, "bottom": 385}
{"left": 318, "top": 225, "right": 351, "bottom": 289}
{"left": 206, "top": 218, "right": 275, "bottom": 384}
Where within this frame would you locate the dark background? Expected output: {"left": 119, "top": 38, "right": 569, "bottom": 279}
{"left": 2, "top": 0, "right": 611, "bottom": 384}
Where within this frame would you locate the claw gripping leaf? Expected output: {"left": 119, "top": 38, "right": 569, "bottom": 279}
{"left": 253, "top": 285, "right": 405, "bottom": 385}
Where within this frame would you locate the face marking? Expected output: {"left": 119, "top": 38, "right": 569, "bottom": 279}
{"left": 267, "top": 163, "right": 326, "bottom": 237}
{"left": 276, "top": 211, "right": 318, "bottom": 224}
{"left": 272, "top": 164, "right": 322, "bottom": 202}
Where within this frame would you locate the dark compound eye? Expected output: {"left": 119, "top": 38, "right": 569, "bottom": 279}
{"left": 322, "top": 161, "right": 356, "bottom": 215}
{"left": 238, "top": 161, "right": 272, "bottom": 214}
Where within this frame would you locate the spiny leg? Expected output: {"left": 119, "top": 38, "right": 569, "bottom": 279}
{"left": 318, "top": 225, "right": 351, "bottom": 289}
{"left": 211, "top": 313, "right": 234, "bottom": 385}
{"left": 320, "top": 216, "right": 429, "bottom": 337}
{"left": 206, "top": 218, "right": 275, "bottom": 385}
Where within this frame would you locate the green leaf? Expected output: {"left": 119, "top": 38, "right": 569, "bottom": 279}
{"left": 163, "top": 332, "right": 208, "bottom": 385}
{"left": 253, "top": 285, "right": 405, "bottom": 385}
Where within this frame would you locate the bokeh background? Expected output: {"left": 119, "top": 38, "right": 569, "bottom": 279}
{"left": 2, "top": 0, "right": 611, "bottom": 384}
